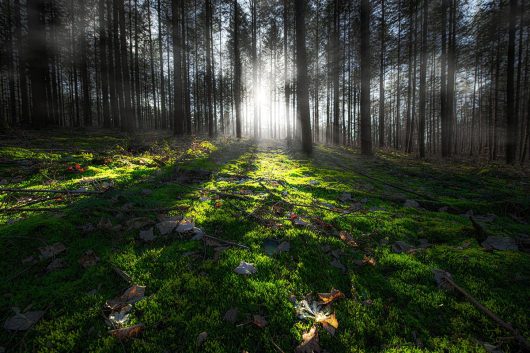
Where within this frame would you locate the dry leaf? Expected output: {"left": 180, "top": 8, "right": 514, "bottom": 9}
{"left": 108, "top": 304, "right": 132, "bottom": 326}
{"left": 98, "top": 218, "right": 113, "bottom": 230}
{"left": 277, "top": 241, "right": 290, "bottom": 252}
{"left": 392, "top": 241, "right": 414, "bottom": 254}
{"left": 339, "top": 231, "right": 358, "bottom": 247}
{"left": 126, "top": 217, "right": 154, "bottom": 230}
{"left": 139, "top": 228, "right": 156, "bottom": 242}
{"left": 106, "top": 285, "right": 146, "bottom": 310}
{"left": 363, "top": 256, "right": 376, "bottom": 266}
{"left": 295, "top": 326, "right": 321, "bottom": 353}
{"left": 317, "top": 312, "right": 338, "bottom": 335}
{"left": 156, "top": 220, "right": 177, "bottom": 235}
{"left": 39, "top": 242, "right": 66, "bottom": 260}
{"left": 46, "top": 258, "right": 66, "bottom": 272}
{"left": 79, "top": 250, "right": 99, "bottom": 268}
{"left": 330, "top": 258, "right": 346, "bottom": 271}
{"left": 197, "top": 331, "right": 208, "bottom": 346}
{"left": 109, "top": 323, "right": 144, "bottom": 340}
{"left": 252, "top": 315, "right": 267, "bottom": 328}
{"left": 175, "top": 219, "right": 194, "bottom": 233}
{"left": 3, "top": 310, "right": 44, "bottom": 331}
{"left": 224, "top": 307, "right": 239, "bottom": 323}
{"left": 318, "top": 289, "right": 345, "bottom": 305}
{"left": 234, "top": 261, "right": 257, "bottom": 275}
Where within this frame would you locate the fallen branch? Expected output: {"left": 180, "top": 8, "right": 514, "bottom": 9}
{"left": 202, "top": 234, "right": 249, "bottom": 249}
{"left": 436, "top": 270, "right": 530, "bottom": 351}
{"left": 0, "top": 207, "right": 66, "bottom": 213}
{"left": 0, "top": 188, "right": 104, "bottom": 195}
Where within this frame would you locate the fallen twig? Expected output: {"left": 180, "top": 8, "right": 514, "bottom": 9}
{"left": 0, "top": 188, "right": 104, "bottom": 195}
{"left": 437, "top": 270, "right": 530, "bottom": 350}
{"left": 203, "top": 234, "right": 249, "bottom": 249}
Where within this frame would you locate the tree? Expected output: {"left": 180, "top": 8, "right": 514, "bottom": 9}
{"left": 27, "top": 0, "right": 49, "bottom": 128}
{"left": 418, "top": 0, "right": 428, "bottom": 157}
{"left": 505, "top": 0, "right": 517, "bottom": 164}
{"left": 379, "top": 0, "right": 385, "bottom": 147}
{"left": 172, "top": 0, "right": 185, "bottom": 135}
{"left": 360, "top": 0, "right": 372, "bottom": 155}
{"left": 234, "top": 0, "right": 242, "bottom": 139}
{"left": 295, "top": 0, "right": 312, "bottom": 153}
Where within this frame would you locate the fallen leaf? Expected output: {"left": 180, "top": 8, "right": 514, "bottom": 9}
{"left": 78, "top": 250, "right": 99, "bottom": 268}
{"left": 392, "top": 241, "right": 414, "bottom": 254}
{"left": 404, "top": 199, "right": 420, "bottom": 208}
{"left": 252, "top": 314, "right": 267, "bottom": 328}
{"left": 191, "top": 227, "right": 205, "bottom": 240}
{"left": 139, "top": 228, "right": 156, "bottom": 242}
{"left": 197, "top": 331, "right": 208, "bottom": 346}
{"left": 433, "top": 269, "right": 454, "bottom": 290}
{"left": 277, "top": 241, "right": 290, "bottom": 252}
{"left": 481, "top": 236, "right": 518, "bottom": 251}
{"left": 234, "top": 261, "right": 257, "bottom": 275}
{"left": 39, "top": 242, "right": 66, "bottom": 260}
{"left": 126, "top": 217, "right": 154, "bottom": 230}
{"left": 106, "top": 285, "right": 146, "bottom": 310}
{"left": 295, "top": 326, "right": 320, "bottom": 353}
{"left": 224, "top": 307, "right": 239, "bottom": 323}
{"left": 363, "top": 256, "right": 376, "bottom": 266}
{"left": 318, "top": 312, "right": 338, "bottom": 335}
{"left": 108, "top": 304, "right": 132, "bottom": 326}
{"left": 98, "top": 218, "right": 113, "bottom": 230}
{"left": 338, "top": 192, "right": 352, "bottom": 202}
{"left": 293, "top": 218, "right": 309, "bottom": 227}
{"left": 318, "top": 289, "right": 345, "bottom": 305}
{"left": 156, "top": 220, "right": 177, "bottom": 235}
{"left": 175, "top": 219, "right": 194, "bottom": 233}
{"left": 109, "top": 323, "right": 144, "bottom": 340}
{"left": 46, "top": 258, "right": 66, "bottom": 272}
{"left": 330, "top": 258, "right": 346, "bottom": 271}
{"left": 4, "top": 310, "right": 44, "bottom": 331}
{"left": 339, "top": 231, "right": 358, "bottom": 247}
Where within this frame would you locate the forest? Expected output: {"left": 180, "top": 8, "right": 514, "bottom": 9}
{"left": 0, "top": 0, "right": 529, "bottom": 352}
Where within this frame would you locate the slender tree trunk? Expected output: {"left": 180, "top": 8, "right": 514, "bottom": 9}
{"left": 157, "top": 0, "right": 167, "bottom": 128}
{"left": 418, "top": 0, "right": 428, "bottom": 158}
{"left": 234, "top": 0, "right": 242, "bottom": 138}
{"left": 378, "top": 0, "right": 385, "bottom": 148}
{"left": 360, "top": 0, "right": 372, "bottom": 155}
{"left": 506, "top": 0, "right": 517, "bottom": 163}
{"left": 172, "top": 0, "right": 185, "bottom": 134}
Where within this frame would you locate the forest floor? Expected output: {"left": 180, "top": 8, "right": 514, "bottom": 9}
{"left": 0, "top": 130, "right": 529, "bottom": 353}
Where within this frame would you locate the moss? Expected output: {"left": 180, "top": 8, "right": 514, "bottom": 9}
{"left": 0, "top": 135, "right": 528, "bottom": 352}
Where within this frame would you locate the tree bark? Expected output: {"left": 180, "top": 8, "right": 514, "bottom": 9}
{"left": 360, "top": 0, "right": 372, "bottom": 155}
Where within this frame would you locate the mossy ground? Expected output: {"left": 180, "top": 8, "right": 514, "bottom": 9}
{"left": 0, "top": 131, "right": 529, "bottom": 353}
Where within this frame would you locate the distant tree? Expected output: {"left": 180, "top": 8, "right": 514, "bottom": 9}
{"left": 505, "top": 0, "right": 517, "bottom": 164}
{"left": 172, "top": 0, "right": 185, "bottom": 135}
{"left": 418, "top": 0, "right": 428, "bottom": 158}
{"left": 360, "top": 0, "right": 372, "bottom": 155}
{"left": 234, "top": 0, "right": 242, "bottom": 138}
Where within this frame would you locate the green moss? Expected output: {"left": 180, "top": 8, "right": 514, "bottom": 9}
{"left": 0, "top": 135, "right": 528, "bottom": 352}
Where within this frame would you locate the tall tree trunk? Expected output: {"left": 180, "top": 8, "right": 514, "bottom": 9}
{"left": 418, "top": 0, "right": 428, "bottom": 157}
{"left": 440, "top": 0, "right": 448, "bottom": 157}
{"left": 27, "top": 0, "right": 49, "bottom": 128}
{"left": 233, "top": 0, "right": 242, "bottom": 138}
{"left": 332, "top": 0, "right": 340, "bottom": 145}
{"left": 98, "top": 0, "right": 111, "bottom": 127}
{"left": 378, "top": 0, "right": 385, "bottom": 148}
{"left": 294, "top": 0, "right": 312, "bottom": 153}
{"left": 505, "top": 0, "right": 517, "bottom": 163}
{"left": 157, "top": 0, "right": 167, "bottom": 128}
{"left": 205, "top": 0, "right": 214, "bottom": 136}
{"left": 172, "top": 0, "right": 185, "bottom": 134}
{"left": 360, "top": 0, "right": 372, "bottom": 155}
{"left": 446, "top": 0, "right": 456, "bottom": 155}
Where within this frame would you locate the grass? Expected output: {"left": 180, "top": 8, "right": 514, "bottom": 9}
{"left": 0, "top": 131, "right": 529, "bottom": 353}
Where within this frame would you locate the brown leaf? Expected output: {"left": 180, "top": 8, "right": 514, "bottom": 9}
{"left": 106, "top": 285, "right": 146, "bottom": 310}
{"left": 38, "top": 242, "right": 66, "bottom": 260}
{"left": 318, "top": 289, "right": 345, "bottom": 305}
{"left": 223, "top": 307, "right": 239, "bottom": 323}
{"left": 197, "top": 331, "right": 208, "bottom": 346}
{"left": 295, "top": 326, "right": 321, "bottom": 353}
{"left": 363, "top": 256, "right": 376, "bottom": 266}
{"left": 78, "top": 250, "right": 99, "bottom": 269}
{"left": 317, "top": 312, "right": 338, "bottom": 335}
{"left": 339, "top": 231, "right": 358, "bottom": 248}
{"left": 109, "top": 323, "right": 144, "bottom": 340}
{"left": 126, "top": 217, "right": 154, "bottom": 230}
{"left": 330, "top": 258, "right": 346, "bottom": 272}
{"left": 3, "top": 310, "right": 44, "bottom": 331}
{"left": 252, "top": 314, "right": 267, "bottom": 328}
